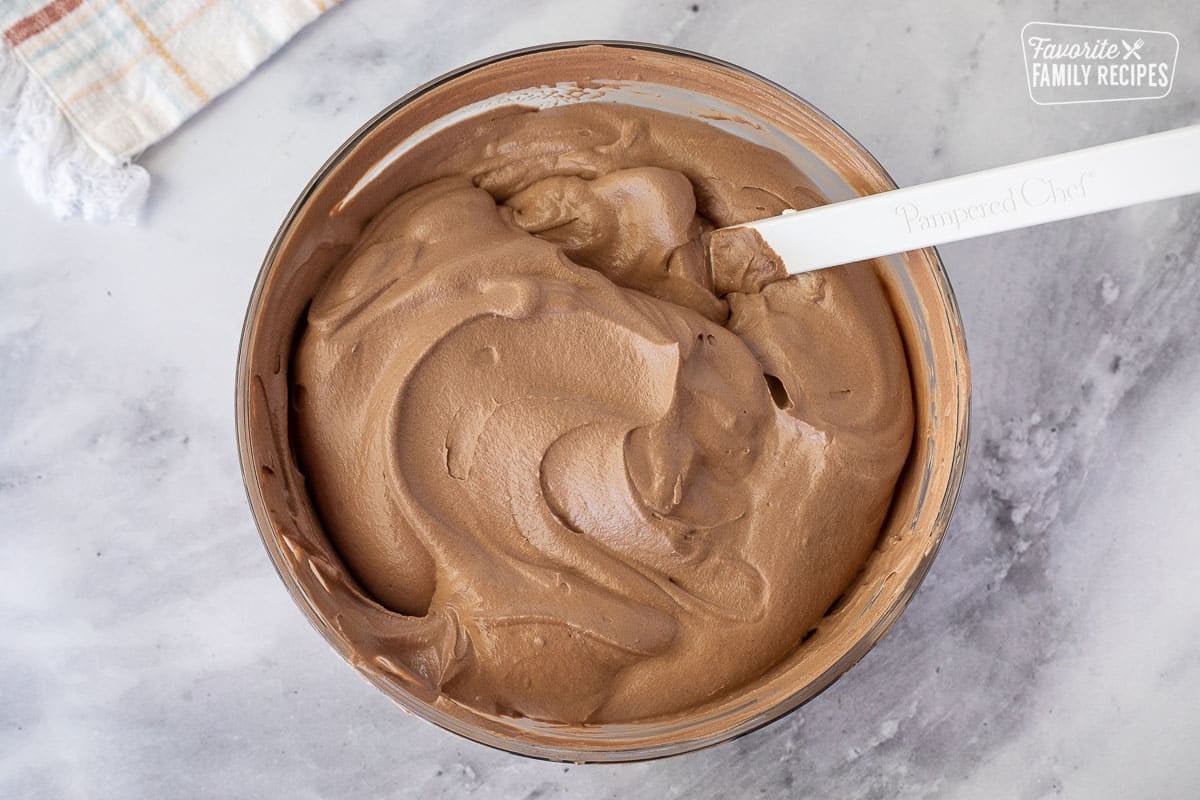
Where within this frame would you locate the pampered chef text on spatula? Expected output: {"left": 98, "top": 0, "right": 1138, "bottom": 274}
{"left": 715, "top": 124, "right": 1200, "bottom": 274}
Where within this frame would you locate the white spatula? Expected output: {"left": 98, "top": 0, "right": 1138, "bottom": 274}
{"left": 724, "top": 125, "right": 1200, "bottom": 274}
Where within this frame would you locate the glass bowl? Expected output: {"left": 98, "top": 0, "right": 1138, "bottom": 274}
{"left": 236, "top": 41, "right": 970, "bottom": 762}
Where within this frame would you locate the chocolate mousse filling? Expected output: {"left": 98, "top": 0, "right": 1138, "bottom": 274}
{"left": 290, "top": 102, "right": 914, "bottom": 724}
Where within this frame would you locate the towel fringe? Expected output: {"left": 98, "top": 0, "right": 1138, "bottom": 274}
{"left": 1, "top": 44, "right": 148, "bottom": 224}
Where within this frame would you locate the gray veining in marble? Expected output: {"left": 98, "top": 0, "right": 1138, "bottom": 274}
{"left": 2, "top": 1, "right": 1199, "bottom": 798}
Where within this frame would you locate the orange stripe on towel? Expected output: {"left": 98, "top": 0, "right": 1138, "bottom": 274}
{"left": 64, "top": 0, "right": 220, "bottom": 105}
{"left": 113, "top": 0, "right": 209, "bottom": 103}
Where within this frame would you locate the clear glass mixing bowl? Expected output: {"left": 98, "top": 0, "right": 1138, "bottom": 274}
{"left": 236, "top": 41, "right": 970, "bottom": 762}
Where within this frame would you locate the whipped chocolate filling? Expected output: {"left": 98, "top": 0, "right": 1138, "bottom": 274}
{"left": 291, "top": 102, "right": 913, "bottom": 724}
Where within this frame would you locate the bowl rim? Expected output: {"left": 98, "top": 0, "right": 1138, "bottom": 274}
{"left": 235, "top": 39, "right": 972, "bottom": 763}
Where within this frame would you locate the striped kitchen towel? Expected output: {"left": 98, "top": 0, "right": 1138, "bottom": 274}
{"left": 0, "top": 0, "right": 339, "bottom": 222}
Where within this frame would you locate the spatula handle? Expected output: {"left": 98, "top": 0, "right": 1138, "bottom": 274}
{"left": 739, "top": 125, "right": 1200, "bottom": 274}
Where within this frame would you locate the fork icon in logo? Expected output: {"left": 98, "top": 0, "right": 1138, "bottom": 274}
{"left": 1122, "top": 38, "right": 1145, "bottom": 60}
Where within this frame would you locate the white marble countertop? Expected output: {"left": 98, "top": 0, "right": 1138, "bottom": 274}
{"left": 3, "top": 1, "right": 1198, "bottom": 797}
